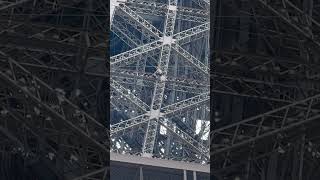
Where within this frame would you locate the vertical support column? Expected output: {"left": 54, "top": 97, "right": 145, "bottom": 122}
{"left": 142, "top": 0, "right": 178, "bottom": 157}
{"left": 140, "top": 166, "right": 144, "bottom": 180}
{"left": 193, "top": 171, "right": 197, "bottom": 180}
{"left": 184, "top": 170, "right": 187, "bottom": 180}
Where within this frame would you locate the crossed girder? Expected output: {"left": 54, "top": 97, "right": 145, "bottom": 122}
{"left": 0, "top": 0, "right": 110, "bottom": 179}
{"left": 110, "top": 0, "right": 210, "bottom": 163}
{"left": 211, "top": 0, "right": 320, "bottom": 178}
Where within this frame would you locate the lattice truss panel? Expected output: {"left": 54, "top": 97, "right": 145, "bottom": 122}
{"left": 210, "top": 0, "right": 320, "bottom": 178}
{"left": 110, "top": 0, "right": 210, "bottom": 163}
{"left": 0, "top": 1, "right": 109, "bottom": 179}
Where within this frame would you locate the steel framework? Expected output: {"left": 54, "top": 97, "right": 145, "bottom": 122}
{"left": 110, "top": 0, "right": 210, "bottom": 167}
{"left": 0, "top": 0, "right": 109, "bottom": 179}
{"left": 211, "top": 0, "right": 320, "bottom": 179}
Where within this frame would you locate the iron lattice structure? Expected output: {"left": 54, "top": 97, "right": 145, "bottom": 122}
{"left": 110, "top": 0, "right": 210, "bottom": 163}
{"left": 211, "top": 0, "right": 320, "bottom": 179}
{"left": 0, "top": 0, "right": 109, "bottom": 179}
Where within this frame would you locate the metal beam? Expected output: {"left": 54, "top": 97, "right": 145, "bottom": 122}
{"left": 110, "top": 152, "right": 210, "bottom": 173}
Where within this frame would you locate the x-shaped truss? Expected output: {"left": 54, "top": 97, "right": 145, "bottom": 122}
{"left": 110, "top": 0, "right": 210, "bottom": 163}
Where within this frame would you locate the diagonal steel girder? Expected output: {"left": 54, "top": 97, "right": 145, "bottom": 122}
{"left": 161, "top": 92, "right": 209, "bottom": 116}
{"left": 0, "top": 52, "right": 109, "bottom": 178}
{"left": 110, "top": 114, "right": 209, "bottom": 159}
{"left": 112, "top": 17, "right": 209, "bottom": 48}
{"left": 117, "top": 3, "right": 163, "bottom": 38}
{"left": 110, "top": 40, "right": 163, "bottom": 67}
{"left": 257, "top": 0, "right": 320, "bottom": 48}
{"left": 112, "top": 69, "right": 209, "bottom": 94}
{"left": 111, "top": 19, "right": 142, "bottom": 47}
{"left": 110, "top": 92, "right": 209, "bottom": 133}
{"left": 0, "top": 100, "right": 108, "bottom": 179}
{"left": 172, "top": 44, "right": 209, "bottom": 75}
{"left": 111, "top": 17, "right": 162, "bottom": 68}
{"left": 0, "top": 0, "right": 32, "bottom": 11}
{"left": 174, "top": 22, "right": 210, "bottom": 42}
{"left": 0, "top": 51, "right": 109, "bottom": 151}
{"left": 211, "top": 93, "right": 320, "bottom": 155}
{"left": 159, "top": 117, "right": 209, "bottom": 159}
{"left": 212, "top": 72, "right": 320, "bottom": 103}
{"left": 111, "top": 19, "right": 209, "bottom": 73}
{"left": 110, "top": 22, "right": 209, "bottom": 68}
{"left": 111, "top": 79, "right": 150, "bottom": 112}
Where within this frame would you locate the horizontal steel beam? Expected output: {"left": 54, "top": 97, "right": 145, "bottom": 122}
{"left": 110, "top": 152, "right": 210, "bottom": 173}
